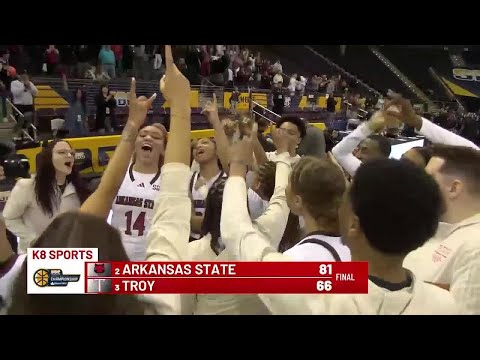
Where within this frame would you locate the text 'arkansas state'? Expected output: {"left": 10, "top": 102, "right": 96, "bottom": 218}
{"left": 115, "top": 196, "right": 154, "bottom": 210}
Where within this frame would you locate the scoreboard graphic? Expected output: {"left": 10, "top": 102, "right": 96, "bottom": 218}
{"left": 27, "top": 248, "right": 369, "bottom": 295}
{"left": 84, "top": 261, "right": 369, "bottom": 295}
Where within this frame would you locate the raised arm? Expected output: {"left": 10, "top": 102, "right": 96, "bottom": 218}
{"left": 220, "top": 137, "right": 317, "bottom": 314}
{"left": 331, "top": 112, "right": 387, "bottom": 176}
{"left": 201, "top": 94, "right": 230, "bottom": 172}
{"left": 252, "top": 124, "right": 270, "bottom": 168}
{"left": 253, "top": 128, "right": 292, "bottom": 248}
{"left": 80, "top": 78, "right": 156, "bottom": 219}
{"left": 138, "top": 45, "right": 191, "bottom": 315}
{"left": 145, "top": 44, "right": 192, "bottom": 263}
{"left": 221, "top": 134, "right": 284, "bottom": 262}
{"left": 331, "top": 124, "right": 368, "bottom": 177}
{"left": 386, "top": 97, "right": 479, "bottom": 150}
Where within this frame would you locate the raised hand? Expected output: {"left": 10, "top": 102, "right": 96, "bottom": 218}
{"left": 271, "top": 126, "right": 289, "bottom": 154}
{"left": 229, "top": 132, "right": 254, "bottom": 168}
{"left": 160, "top": 45, "right": 190, "bottom": 109}
{"left": 201, "top": 93, "right": 220, "bottom": 126}
{"left": 367, "top": 110, "right": 387, "bottom": 133}
{"left": 128, "top": 77, "right": 157, "bottom": 128}
{"left": 384, "top": 96, "right": 422, "bottom": 129}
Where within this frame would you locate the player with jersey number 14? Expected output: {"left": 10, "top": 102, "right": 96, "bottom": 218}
{"left": 109, "top": 108, "right": 168, "bottom": 260}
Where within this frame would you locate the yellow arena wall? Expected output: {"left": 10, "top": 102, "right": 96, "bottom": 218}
{"left": 17, "top": 123, "right": 326, "bottom": 175}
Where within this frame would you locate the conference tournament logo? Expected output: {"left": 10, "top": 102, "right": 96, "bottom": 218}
{"left": 33, "top": 269, "right": 81, "bottom": 287}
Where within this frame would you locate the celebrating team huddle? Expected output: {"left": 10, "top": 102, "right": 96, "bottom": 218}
{"left": 1, "top": 45, "right": 480, "bottom": 316}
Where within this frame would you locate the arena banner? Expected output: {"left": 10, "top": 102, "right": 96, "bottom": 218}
{"left": 439, "top": 68, "right": 480, "bottom": 98}
{"left": 223, "top": 92, "right": 268, "bottom": 111}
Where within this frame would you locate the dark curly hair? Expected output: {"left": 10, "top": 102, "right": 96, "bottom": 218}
{"left": 350, "top": 158, "right": 442, "bottom": 255}
{"left": 34, "top": 139, "right": 91, "bottom": 216}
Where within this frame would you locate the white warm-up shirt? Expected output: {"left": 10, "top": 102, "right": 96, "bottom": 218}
{"left": 332, "top": 118, "right": 480, "bottom": 177}
{"left": 220, "top": 175, "right": 458, "bottom": 315}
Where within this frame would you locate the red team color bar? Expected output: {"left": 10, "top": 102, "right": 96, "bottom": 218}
{"left": 84, "top": 262, "right": 368, "bottom": 294}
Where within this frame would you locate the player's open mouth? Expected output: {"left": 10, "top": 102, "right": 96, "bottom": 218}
{"left": 65, "top": 161, "right": 73, "bottom": 167}
{"left": 141, "top": 144, "right": 153, "bottom": 152}
{"left": 197, "top": 149, "right": 205, "bottom": 155}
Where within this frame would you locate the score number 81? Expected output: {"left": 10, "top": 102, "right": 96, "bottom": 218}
{"left": 317, "top": 264, "right": 333, "bottom": 292}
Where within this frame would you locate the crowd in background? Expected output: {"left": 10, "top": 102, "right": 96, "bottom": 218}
{"left": 0, "top": 45, "right": 479, "bottom": 145}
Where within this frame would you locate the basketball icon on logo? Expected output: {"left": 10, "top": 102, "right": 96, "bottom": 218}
{"left": 34, "top": 269, "right": 49, "bottom": 287}
{"left": 94, "top": 263, "right": 105, "bottom": 274}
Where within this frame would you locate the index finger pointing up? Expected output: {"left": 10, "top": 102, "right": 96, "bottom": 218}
{"left": 129, "top": 77, "right": 136, "bottom": 100}
{"left": 165, "top": 45, "right": 174, "bottom": 69}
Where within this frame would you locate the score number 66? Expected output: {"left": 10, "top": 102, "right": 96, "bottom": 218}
{"left": 316, "top": 280, "right": 332, "bottom": 292}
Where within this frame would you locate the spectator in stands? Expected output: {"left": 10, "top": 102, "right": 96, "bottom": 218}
{"left": 111, "top": 45, "right": 123, "bottom": 77}
{"left": 133, "top": 45, "right": 147, "bottom": 79}
{"left": 272, "top": 83, "right": 285, "bottom": 116}
{"left": 296, "top": 76, "right": 307, "bottom": 95}
{"left": 61, "top": 74, "right": 89, "bottom": 137}
{"left": 0, "top": 49, "right": 10, "bottom": 65}
{"left": 0, "top": 60, "right": 12, "bottom": 91}
{"left": 95, "top": 84, "right": 116, "bottom": 133}
{"left": 0, "top": 80, "right": 9, "bottom": 122}
{"left": 0, "top": 61, "right": 11, "bottom": 121}
{"left": 225, "top": 65, "right": 234, "bottom": 89}
{"left": 459, "top": 114, "right": 479, "bottom": 144}
{"left": 271, "top": 60, "right": 282, "bottom": 75}
{"left": 10, "top": 74, "right": 37, "bottom": 139}
{"left": 229, "top": 87, "right": 240, "bottom": 114}
{"left": 260, "top": 70, "right": 272, "bottom": 89}
{"left": 98, "top": 45, "right": 116, "bottom": 79}
{"left": 318, "top": 75, "right": 328, "bottom": 92}
{"left": 44, "top": 45, "right": 60, "bottom": 75}
{"left": 153, "top": 45, "right": 163, "bottom": 74}
{"left": 310, "top": 75, "right": 321, "bottom": 92}
{"left": 326, "top": 94, "right": 337, "bottom": 121}
{"left": 75, "top": 45, "right": 90, "bottom": 78}
{"left": 122, "top": 45, "right": 134, "bottom": 78}
{"left": 288, "top": 74, "right": 297, "bottom": 95}
{"left": 326, "top": 78, "right": 335, "bottom": 95}
{"left": 59, "top": 45, "right": 76, "bottom": 78}
{"left": 200, "top": 46, "right": 211, "bottom": 78}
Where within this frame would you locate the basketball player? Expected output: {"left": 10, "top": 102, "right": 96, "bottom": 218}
{"left": 110, "top": 123, "right": 167, "bottom": 260}
{"left": 331, "top": 110, "right": 392, "bottom": 177}
{"left": 189, "top": 138, "right": 226, "bottom": 241}
{"left": 253, "top": 116, "right": 306, "bottom": 167}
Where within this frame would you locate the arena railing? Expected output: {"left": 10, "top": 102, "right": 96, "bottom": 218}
{"left": 31, "top": 76, "right": 345, "bottom": 126}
